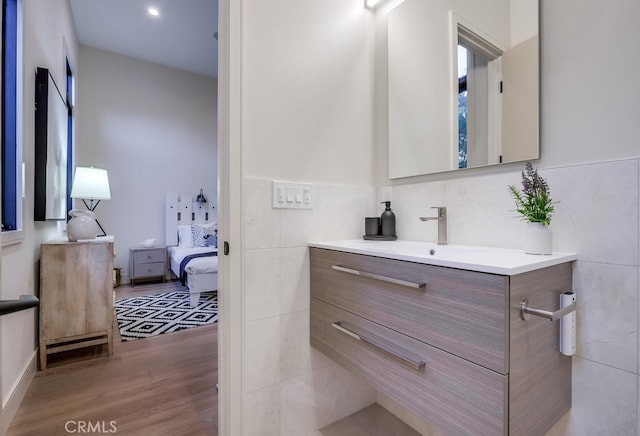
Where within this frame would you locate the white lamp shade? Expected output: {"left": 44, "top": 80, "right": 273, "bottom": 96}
{"left": 70, "top": 167, "right": 111, "bottom": 200}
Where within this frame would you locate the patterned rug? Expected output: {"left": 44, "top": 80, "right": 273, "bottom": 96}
{"left": 115, "top": 291, "right": 218, "bottom": 342}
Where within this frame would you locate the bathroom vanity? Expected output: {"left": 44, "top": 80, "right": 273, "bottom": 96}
{"left": 309, "top": 240, "right": 577, "bottom": 435}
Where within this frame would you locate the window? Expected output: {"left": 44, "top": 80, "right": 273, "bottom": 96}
{"left": 458, "top": 45, "right": 468, "bottom": 169}
{"left": 457, "top": 25, "right": 502, "bottom": 169}
{"left": 2, "top": 0, "right": 22, "bottom": 234}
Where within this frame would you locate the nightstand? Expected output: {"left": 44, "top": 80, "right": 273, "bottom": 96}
{"left": 129, "top": 246, "right": 167, "bottom": 286}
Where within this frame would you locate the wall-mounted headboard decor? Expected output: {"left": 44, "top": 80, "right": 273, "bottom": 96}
{"left": 165, "top": 192, "right": 215, "bottom": 246}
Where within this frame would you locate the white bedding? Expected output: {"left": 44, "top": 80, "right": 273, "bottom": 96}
{"left": 168, "top": 246, "right": 219, "bottom": 277}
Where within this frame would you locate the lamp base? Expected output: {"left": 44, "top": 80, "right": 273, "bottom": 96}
{"left": 80, "top": 199, "right": 107, "bottom": 237}
{"left": 67, "top": 210, "right": 99, "bottom": 241}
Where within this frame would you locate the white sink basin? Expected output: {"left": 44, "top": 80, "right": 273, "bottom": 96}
{"left": 308, "top": 239, "right": 577, "bottom": 275}
{"left": 362, "top": 240, "right": 485, "bottom": 259}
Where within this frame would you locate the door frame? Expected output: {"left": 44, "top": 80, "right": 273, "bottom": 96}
{"left": 217, "top": 0, "right": 244, "bottom": 433}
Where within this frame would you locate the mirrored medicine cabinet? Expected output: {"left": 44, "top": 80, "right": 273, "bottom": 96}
{"left": 387, "top": 0, "right": 539, "bottom": 179}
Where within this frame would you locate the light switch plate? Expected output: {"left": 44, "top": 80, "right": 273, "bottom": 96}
{"left": 272, "top": 181, "right": 314, "bottom": 209}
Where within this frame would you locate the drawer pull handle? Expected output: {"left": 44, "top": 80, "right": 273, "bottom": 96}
{"left": 332, "top": 321, "right": 426, "bottom": 371}
{"left": 331, "top": 265, "right": 426, "bottom": 289}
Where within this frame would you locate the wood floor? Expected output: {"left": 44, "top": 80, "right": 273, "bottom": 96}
{"left": 8, "top": 280, "right": 423, "bottom": 435}
{"left": 7, "top": 281, "right": 218, "bottom": 436}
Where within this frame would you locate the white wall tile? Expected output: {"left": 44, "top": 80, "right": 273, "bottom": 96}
{"left": 244, "top": 317, "right": 281, "bottom": 393}
{"left": 280, "top": 364, "right": 376, "bottom": 436}
{"left": 280, "top": 184, "right": 375, "bottom": 248}
{"left": 573, "top": 261, "right": 638, "bottom": 373}
{"left": 375, "top": 159, "right": 640, "bottom": 432}
{"left": 280, "top": 310, "right": 334, "bottom": 382}
{"left": 243, "top": 178, "right": 379, "bottom": 433}
{"left": 443, "top": 172, "right": 523, "bottom": 247}
{"left": 244, "top": 178, "right": 281, "bottom": 250}
{"left": 547, "top": 357, "right": 637, "bottom": 436}
{"left": 280, "top": 247, "right": 310, "bottom": 314}
{"left": 245, "top": 248, "right": 281, "bottom": 321}
{"left": 391, "top": 182, "right": 445, "bottom": 242}
{"left": 547, "top": 160, "right": 639, "bottom": 266}
{"left": 243, "top": 385, "right": 281, "bottom": 436}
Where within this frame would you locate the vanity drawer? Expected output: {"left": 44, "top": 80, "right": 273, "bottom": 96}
{"left": 311, "top": 298, "right": 507, "bottom": 435}
{"left": 310, "top": 247, "right": 509, "bottom": 373}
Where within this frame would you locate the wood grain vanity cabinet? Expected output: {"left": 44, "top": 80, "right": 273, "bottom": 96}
{"left": 39, "top": 240, "right": 114, "bottom": 370}
{"left": 310, "top": 247, "right": 573, "bottom": 435}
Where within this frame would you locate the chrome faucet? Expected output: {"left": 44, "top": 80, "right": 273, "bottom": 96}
{"left": 419, "top": 207, "right": 447, "bottom": 245}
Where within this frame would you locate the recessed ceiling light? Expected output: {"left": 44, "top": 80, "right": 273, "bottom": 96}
{"left": 148, "top": 7, "right": 160, "bottom": 16}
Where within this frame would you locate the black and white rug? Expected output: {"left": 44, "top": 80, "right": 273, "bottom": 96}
{"left": 115, "top": 291, "right": 218, "bottom": 342}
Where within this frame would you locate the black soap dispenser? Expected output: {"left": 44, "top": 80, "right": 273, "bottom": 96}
{"left": 380, "top": 201, "right": 396, "bottom": 239}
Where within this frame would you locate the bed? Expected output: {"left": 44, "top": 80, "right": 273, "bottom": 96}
{"left": 165, "top": 193, "right": 218, "bottom": 307}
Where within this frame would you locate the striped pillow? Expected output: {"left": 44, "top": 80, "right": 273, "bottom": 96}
{"left": 191, "top": 224, "right": 216, "bottom": 247}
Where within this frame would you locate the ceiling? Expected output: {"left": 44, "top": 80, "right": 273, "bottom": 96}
{"left": 69, "top": 0, "right": 218, "bottom": 78}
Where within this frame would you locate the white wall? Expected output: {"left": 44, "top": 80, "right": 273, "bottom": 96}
{"left": 243, "top": 0, "right": 374, "bottom": 185}
{"left": 510, "top": 0, "right": 538, "bottom": 46}
{"left": 240, "top": 0, "right": 379, "bottom": 434}
{"left": 371, "top": 0, "right": 640, "bottom": 434}
{"left": 1, "top": 0, "right": 77, "bottom": 422}
{"left": 74, "top": 46, "right": 218, "bottom": 282}
{"left": 238, "top": 0, "right": 640, "bottom": 433}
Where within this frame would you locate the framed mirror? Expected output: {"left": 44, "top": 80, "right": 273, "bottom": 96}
{"left": 388, "top": 0, "right": 539, "bottom": 178}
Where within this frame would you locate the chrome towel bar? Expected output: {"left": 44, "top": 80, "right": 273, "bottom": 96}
{"left": 520, "top": 299, "right": 576, "bottom": 321}
{"left": 332, "top": 321, "right": 426, "bottom": 371}
{"left": 331, "top": 264, "right": 426, "bottom": 289}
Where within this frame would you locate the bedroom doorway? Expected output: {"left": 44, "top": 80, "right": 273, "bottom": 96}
{"left": 37, "top": 0, "right": 226, "bottom": 433}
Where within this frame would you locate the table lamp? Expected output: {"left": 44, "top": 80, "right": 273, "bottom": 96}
{"left": 70, "top": 166, "right": 111, "bottom": 238}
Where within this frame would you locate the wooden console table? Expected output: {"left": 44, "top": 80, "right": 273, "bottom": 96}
{"left": 39, "top": 239, "right": 114, "bottom": 370}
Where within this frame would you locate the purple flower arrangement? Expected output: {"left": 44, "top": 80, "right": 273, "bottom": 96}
{"left": 508, "top": 162, "right": 555, "bottom": 226}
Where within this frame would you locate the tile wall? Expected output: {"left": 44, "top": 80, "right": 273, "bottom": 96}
{"left": 242, "top": 178, "right": 377, "bottom": 435}
{"left": 242, "top": 157, "right": 639, "bottom": 434}
{"left": 390, "top": 159, "right": 639, "bottom": 435}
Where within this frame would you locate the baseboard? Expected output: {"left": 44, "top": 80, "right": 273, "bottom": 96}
{"left": 1, "top": 351, "right": 37, "bottom": 436}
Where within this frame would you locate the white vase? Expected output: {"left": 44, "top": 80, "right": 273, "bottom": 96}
{"left": 523, "top": 222, "right": 552, "bottom": 255}
{"left": 67, "top": 209, "right": 98, "bottom": 241}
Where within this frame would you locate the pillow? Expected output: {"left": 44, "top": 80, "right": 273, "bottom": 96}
{"left": 178, "top": 225, "right": 193, "bottom": 247}
{"left": 192, "top": 223, "right": 216, "bottom": 247}
{"left": 206, "top": 232, "right": 218, "bottom": 248}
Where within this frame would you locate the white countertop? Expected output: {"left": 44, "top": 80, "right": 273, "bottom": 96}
{"left": 308, "top": 239, "right": 577, "bottom": 275}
